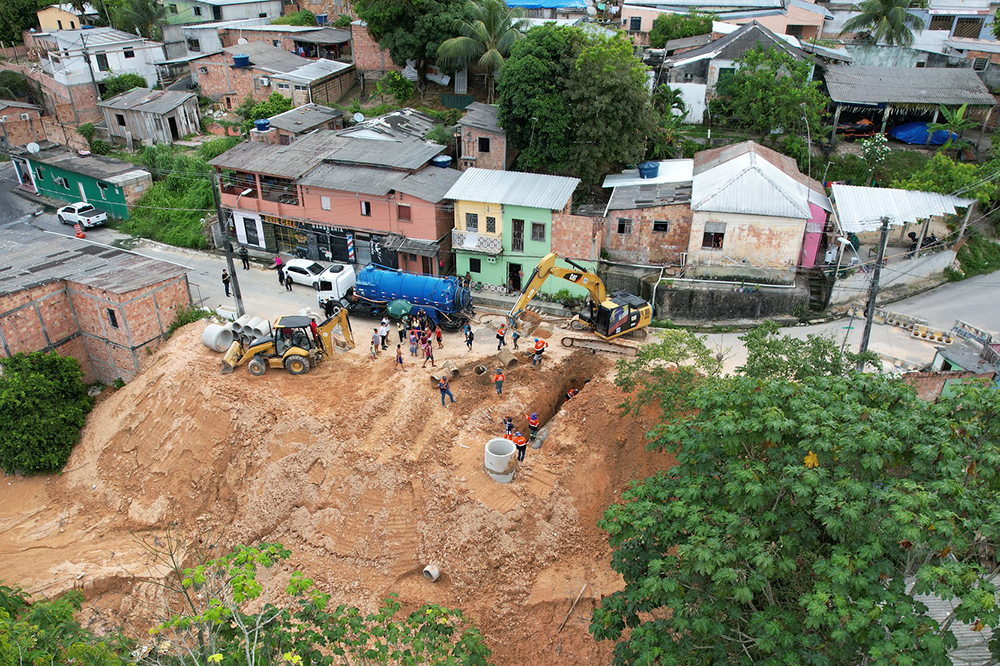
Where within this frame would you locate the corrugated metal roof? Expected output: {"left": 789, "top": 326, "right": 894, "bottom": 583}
{"left": 340, "top": 108, "right": 438, "bottom": 141}
{"left": 42, "top": 27, "right": 153, "bottom": 48}
{"left": 946, "top": 36, "right": 1000, "bottom": 54}
{"left": 50, "top": 3, "right": 98, "bottom": 15}
{"left": 457, "top": 103, "right": 501, "bottom": 132}
{"left": 397, "top": 167, "right": 462, "bottom": 203}
{"left": 272, "top": 58, "right": 352, "bottom": 84}
{"left": 444, "top": 168, "right": 579, "bottom": 210}
{"left": 928, "top": 0, "right": 990, "bottom": 13}
{"left": 907, "top": 578, "right": 996, "bottom": 666}
{"left": 98, "top": 87, "right": 195, "bottom": 114}
{"left": 825, "top": 65, "right": 997, "bottom": 107}
{"left": 0, "top": 100, "right": 42, "bottom": 112}
{"left": 290, "top": 27, "right": 352, "bottom": 44}
{"left": 606, "top": 181, "right": 693, "bottom": 211}
{"left": 222, "top": 42, "right": 307, "bottom": 74}
{"left": 692, "top": 142, "right": 813, "bottom": 218}
{"left": 298, "top": 164, "right": 407, "bottom": 196}
{"left": 267, "top": 103, "right": 343, "bottom": 133}
{"left": 665, "top": 21, "right": 807, "bottom": 68}
{"left": 831, "top": 184, "right": 973, "bottom": 233}
{"left": 625, "top": 0, "right": 783, "bottom": 9}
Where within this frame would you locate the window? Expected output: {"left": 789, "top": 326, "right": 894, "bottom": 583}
{"left": 316, "top": 13, "right": 328, "bottom": 24}
{"left": 617, "top": 218, "right": 632, "bottom": 235}
{"left": 530, "top": 222, "right": 545, "bottom": 242}
{"left": 486, "top": 216, "right": 496, "bottom": 233}
{"left": 786, "top": 24, "right": 803, "bottom": 38}
{"left": 70, "top": 21, "right": 75, "bottom": 29}
{"left": 954, "top": 17, "right": 984, "bottom": 38}
{"left": 278, "top": 134, "right": 290, "bottom": 145}
{"left": 107, "top": 308, "right": 119, "bottom": 329}
{"left": 115, "top": 113, "right": 126, "bottom": 127}
{"left": 187, "top": 38, "right": 201, "bottom": 52}
{"left": 973, "top": 57, "right": 990, "bottom": 72}
{"left": 320, "top": 196, "right": 331, "bottom": 210}
{"left": 54, "top": 176, "right": 70, "bottom": 189}
{"left": 276, "top": 82, "right": 290, "bottom": 90}
{"left": 294, "top": 85, "right": 307, "bottom": 91}
{"left": 469, "top": 257, "right": 482, "bottom": 273}
{"left": 929, "top": 15, "right": 953, "bottom": 31}
{"left": 716, "top": 66, "right": 736, "bottom": 86}
{"left": 478, "top": 136, "right": 490, "bottom": 153}
{"left": 628, "top": 16, "right": 642, "bottom": 32}
{"left": 511, "top": 219, "right": 524, "bottom": 252}
{"left": 154, "top": 117, "right": 163, "bottom": 130}
{"left": 97, "top": 182, "right": 109, "bottom": 198}
{"left": 916, "top": 61, "right": 926, "bottom": 67}
{"left": 193, "top": 5, "right": 202, "bottom": 15}
{"left": 702, "top": 222, "right": 726, "bottom": 249}
{"left": 123, "top": 47, "right": 135, "bottom": 59}
{"left": 360, "top": 201, "right": 371, "bottom": 216}
{"left": 169, "top": 3, "right": 178, "bottom": 13}
{"left": 397, "top": 203, "right": 411, "bottom": 221}
{"left": 259, "top": 12, "right": 267, "bottom": 17}
{"left": 273, "top": 39, "right": 281, "bottom": 47}
{"left": 465, "top": 212, "right": 479, "bottom": 232}
{"left": 95, "top": 52, "right": 109, "bottom": 71}
{"left": 212, "top": 6, "right": 222, "bottom": 20}
{"left": 652, "top": 219, "right": 669, "bottom": 233}
{"left": 35, "top": 167, "right": 44, "bottom": 179}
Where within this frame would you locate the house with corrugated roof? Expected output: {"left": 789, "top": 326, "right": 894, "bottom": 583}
{"left": 455, "top": 103, "right": 514, "bottom": 172}
{"left": 445, "top": 168, "right": 601, "bottom": 296}
{"left": 685, "top": 141, "right": 831, "bottom": 283}
{"left": 249, "top": 103, "right": 344, "bottom": 145}
{"left": 99, "top": 88, "right": 200, "bottom": 146}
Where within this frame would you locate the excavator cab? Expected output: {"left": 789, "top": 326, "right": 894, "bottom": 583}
{"left": 591, "top": 292, "right": 653, "bottom": 339}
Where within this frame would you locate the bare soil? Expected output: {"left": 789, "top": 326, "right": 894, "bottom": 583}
{"left": 0, "top": 322, "right": 672, "bottom": 665}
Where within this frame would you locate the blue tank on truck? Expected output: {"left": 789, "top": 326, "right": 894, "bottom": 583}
{"left": 345, "top": 265, "right": 474, "bottom": 330}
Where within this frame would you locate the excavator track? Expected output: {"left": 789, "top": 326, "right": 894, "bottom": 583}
{"left": 560, "top": 335, "right": 639, "bottom": 357}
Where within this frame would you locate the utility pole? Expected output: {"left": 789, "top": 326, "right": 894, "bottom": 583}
{"left": 79, "top": 31, "right": 103, "bottom": 104}
{"left": 210, "top": 171, "right": 245, "bottom": 317}
{"left": 857, "top": 216, "right": 890, "bottom": 369}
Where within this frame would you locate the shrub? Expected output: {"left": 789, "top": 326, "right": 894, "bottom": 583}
{"left": 648, "top": 11, "right": 714, "bottom": 49}
{"left": 953, "top": 233, "right": 1000, "bottom": 279}
{"left": 333, "top": 13, "right": 351, "bottom": 27}
{"left": 77, "top": 122, "right": 95, "bottom": 143}
{"left": 272, "top": 9, "right": 316, "bottom": 25}
{"left": 426, "top": 124, "right": 454, "bottom": 145}
{"left": 166, "top": 305, "right": 213, "bottom": 339}
{"left": 380, "top": 70, "right": 414, "bottom": 105}
{"left": 103, "top": 72, "right": 146, "bottom": 99}
{"left": 89, "top": 139, "right": 111, "bottom": 155}
{"left": 0, "top": 351, "right": 93, "bottom": 474}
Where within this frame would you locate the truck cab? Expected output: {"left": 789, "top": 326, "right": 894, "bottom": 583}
{"left": 317, "top": 263, "right": 357, "bottom": 309}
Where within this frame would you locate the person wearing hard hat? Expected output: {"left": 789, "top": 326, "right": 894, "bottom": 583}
{"left": 525, "top": 412, "right": 539, "bottom": 441}
{"left": 532, "top": 338, "right": 548, "bottom": 366}
{"left": 493, "top": 367, "right": 505, "bottom": 395}
{"left": 513, "top": 431, "right": 528, "bottom": 461}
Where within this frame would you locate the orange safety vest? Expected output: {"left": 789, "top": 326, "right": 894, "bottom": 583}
{"left": 534, "top": 340, "right": 547, "bottom": 352}
{"left": 513, "top": 435, "right": 527, "bottom": 447}
{"left": 498, "top": 325, "right": 506, "bottom": 336}
{"left": 493, "top": 371, "right": 504, "bottom": 382}
{"left": 526, "top": 414, "right": 539, "bottom": 427}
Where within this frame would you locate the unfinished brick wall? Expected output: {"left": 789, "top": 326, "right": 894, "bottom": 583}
{"left": 5, "top": 62, "right": 102, "bottom": 125}
{"left": 457, "top": 127, "right": 509, "bottom": 171}
{"left": 351, "top": 22, "right": 398, "bottom": 76}
{"left": 0, "top": 115, "right": 88, "bottom": 149}
{"left": 193, "top": 54, "right": 268, "bottom": 108}
{"left": 218, "top": 29, "right": 298, "bottom": 51}
{"left": 551, "top": 207, "right": 603, "bottom": 262}
{"left": 604, "top": 203, "right": 693, "bottom": 265}
{"left": 901, "top": 370, "right": 995, "bottom": 402}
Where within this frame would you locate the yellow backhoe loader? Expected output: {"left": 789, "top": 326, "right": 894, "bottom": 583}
{"left": 222, "top": 307, "right": 355, "bottom": 375}
{"left": 507, "top": 252, "right": 652, "bottom": 356}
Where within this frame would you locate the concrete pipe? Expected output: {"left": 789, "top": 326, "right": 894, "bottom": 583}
{"left": 474, "top": 365, "right": 491, "bottom": 385}
{"left": 484, "top": 437, "right": 516, "bottom": 483}
{"left": 244, "top": 316, "right": 263, "bottom": 334}
{"left": 255, "top": 320, "right": 272, "bottom": 337}
{"left": 231, "top": 314, "right": 253, "bottom": 334}
{"left": 497, "top": 349, "right": 518, "bottom": 369}
{"left": 532, "top": 425, "right": 550, "bottom": 450}
{"left": 441, "top": 360, "right": 459, "bottom": 377}
{"left": 423, "top": 565, "right": 441, "bottom": 582}
{"left": 201, "top": 324, "right": 234, "bottom": 352}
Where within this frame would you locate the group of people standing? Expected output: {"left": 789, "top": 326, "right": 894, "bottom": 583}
{"left": 502, "top": 412, "right": 541, "bottom": 462}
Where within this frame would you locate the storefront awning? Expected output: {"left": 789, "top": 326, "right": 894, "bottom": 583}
{"left": 381, "top": 233, "right": 440, "bottom": 258}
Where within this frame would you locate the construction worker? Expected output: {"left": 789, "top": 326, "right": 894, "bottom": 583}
{"left": 513, "top": 431, "right": 528, "bottom": 461}
{"left": 532, "top": 338, "right": 548, "bottom": 366}
{"left": 503, "top": 416, "right": 515, "bottom": 439}
{"left": 493, "top": 367, "right": 504, "bottom": 395}
{"left": 438, "top": 374, "right": 455, "bottom": 407}
{"left": 525, "top": 412, "right": 539, "bottom": 441}
{"left": 512, "top": 329, "right": 520, "bottom": 350}
{"left": 566, "top": 388, "right": 579, "bottom": 400}
{"left": 496, "top": 323, "right": 507, "bottom": 350}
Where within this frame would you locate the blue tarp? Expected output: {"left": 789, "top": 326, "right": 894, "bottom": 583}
{"left": 506, "top": 0, "right": 585, "bottom": 6}
{"left": 889, "top": 122, "right": 958, "bottom": 146}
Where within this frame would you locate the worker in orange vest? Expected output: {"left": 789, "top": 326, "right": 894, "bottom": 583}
{"left": 532, "top": 338, "right": 548, "bottom": 366}
{"left": 496, "top": 323, "right": 507, "bottom": 350}
{"left": 513, "top": 431, "right": 528, "bottom": 461}
{"left": 493, "top": 367, "right": 504, "bottom": 395}
{"left": 524, "top": 411, "right": 539, "bottom": 441}
{"left": 566, "top": 388, "right": 579, "bottom": 400}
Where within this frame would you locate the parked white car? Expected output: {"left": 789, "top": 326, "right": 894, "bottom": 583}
{"left": 284, "top": 259, "right": 356, "bottom": 291}
{"left": 57, "top": 202, "right": 107, "bottom": 228}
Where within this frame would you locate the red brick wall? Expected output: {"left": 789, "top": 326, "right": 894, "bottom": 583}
{"left": 901, "top": 370, "right": 995, "bottom": 402}
{"left": 5, "top": 62, "right": 101, "bottom": 125}
{"left": 351, "top": 21, "right": 398, "bottom": 76}
{"left": 457, "top": 127, "right": 509, "bottom": 171}
{"left": 551, "top": 207, "right": 603, "bottom": 262}
{"left": 193, "top": 54, "right": 273, "bottom": 108}
{"left": 0, "top": 115, "right": 88, "bottom": 149}
{"left": 604, "top": 203, "right": 693, "bottom": 265}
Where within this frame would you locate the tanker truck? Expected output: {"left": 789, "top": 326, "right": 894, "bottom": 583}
{"left": 319, "top": 264, "right": 474, "bottom": 330}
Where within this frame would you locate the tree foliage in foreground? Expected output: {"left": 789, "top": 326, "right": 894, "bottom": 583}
{"left": 593, "top": 328, "right": 1000, "bottom": 665}
{"left": 648, "top": 11, "right": 714, "bottom": 49}
{"left": 0, "top": 352, "right": 93, "bottom": 474}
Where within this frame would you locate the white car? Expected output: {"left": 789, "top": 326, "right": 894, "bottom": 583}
{"left": 57, "top": 202, "right": 107, "bottom": 228}
{"left": 284, "top": 259, "right": 353, "bottom": 289}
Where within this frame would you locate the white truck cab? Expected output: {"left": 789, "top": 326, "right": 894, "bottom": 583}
{"left": 317, "top": 263, "right": 357, "bottom": 308}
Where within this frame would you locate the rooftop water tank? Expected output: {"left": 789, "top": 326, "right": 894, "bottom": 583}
{"left": 254, "top": 119, "right": 270, "bottom": 132}
{"left": 232, "top": 53, "right": 250, "bottom": 68}
{"left": 638, "top": 161, "right": 659, "bottom": 179}
{"left": 431, "top": 155, "right": 452, "bottom": 169}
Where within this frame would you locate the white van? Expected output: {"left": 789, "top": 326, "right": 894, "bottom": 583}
{"left": 317, "top": 263, "right": 357, "bottom": 309}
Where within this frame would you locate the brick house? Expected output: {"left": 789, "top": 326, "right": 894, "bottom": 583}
{"left": 350, "top": 20, "right": 399, "bottom": 79}
{"left": 249, "top": 103, "right": 344, "bottom": 145}
{"left": 191, "top": 42, "right": 354, "bottom": 110}
{"left": 455, "top": 103, "right": 515, "bottom": 172}
{"left": 0, "top": 101, "right": 43, "bottom": 121}
{"left": 219, "top": 26, "right": 353, "bottom": 61}
{"left": 0, "top": 225, "right": 191, "bottom": 384}
{"left": 601, "top": 160, "right": 694, "bottom": 265}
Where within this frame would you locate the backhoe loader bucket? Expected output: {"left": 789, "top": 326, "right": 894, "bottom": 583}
{"left": 221, "top": 340, "right": 242, "bottom": 373}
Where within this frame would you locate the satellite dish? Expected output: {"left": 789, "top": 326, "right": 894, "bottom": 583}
{"left": 26, "top": 142, "right": 40, "bottom": 154}
{"left": 586, "top": 6, "right": 597, "bottom": 14}
{"left": 352, "top": 112, "right": 364, "bottom": 123}
{"left": 237, "top": 37, "right": 248, "bottom": 44}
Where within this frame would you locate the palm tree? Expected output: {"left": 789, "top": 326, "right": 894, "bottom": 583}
{"left": 115, "top": 0, "right": 166, "bottom": 39}
{"left": 841, "top": 0, "right": 925, "bottom": 47}
{"left": 927, "top": 103, "right": 976, "bottom": 154}
{"left": 436, "top": 0, "right": 530, "bottom": 103}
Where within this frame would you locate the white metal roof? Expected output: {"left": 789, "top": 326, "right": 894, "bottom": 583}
{"left": 444, "top": 168, "right": 579, "bottom": 210}
{"left": 946, "top": 36, "right": 1000, "bottom": 54}
{"left": 692, "top": 150, "right": 812, "bottom": 218}
{"left": 602, "top": 160, "right": 693, "bottom": 188}
{"left": 831, "top": 184, "right": 973, "bottom": 233}
{"left": 272, "top": 58, "right": 352, "bottom": 84}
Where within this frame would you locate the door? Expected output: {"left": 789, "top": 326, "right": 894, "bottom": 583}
{"left": 421, "top": 255, "right": 433, "bottom": 275}
{"left": 168, "top": 116, "right": 180, "bottom": 141}
{"left": 507, "top": 262, "right": 522, "bottom": 292}
{"left": 78, "top": 181, "right": 87, "bottom": 202}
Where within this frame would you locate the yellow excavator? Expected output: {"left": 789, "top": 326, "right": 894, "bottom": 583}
{"left": 506, "top": 252, "right": 652, "bottom": 356}
{"left": 222, "top": 307, "right": 355, "bottom": 375}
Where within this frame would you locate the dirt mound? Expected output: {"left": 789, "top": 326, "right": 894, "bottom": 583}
{"left": 0, "top": 324, "right": 673, "bottom": 664}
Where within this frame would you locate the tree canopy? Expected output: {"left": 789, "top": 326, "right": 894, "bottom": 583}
{"left": 648, "top": 11, "right": 714, "bottom": 49}
{"left": 113, "top": 0, "right": 166, "bottom": 40}
{"left": 891, "top": 152, "right": 996, "bottom": 206}
{"left": 591, "top": 328, "right": 1000, "bottom": 665}
{"left": 711, "top": 45, "right": 829, "bottom": 138}
{"left": 0, "top": 0, "right": 37, "bottom": 44}
{"left": 842, "top": 0, "right": 926, "bottom": 47}
{"left": 497, "top": 24, "right": 657, "bottom": 186}
{"left": 272, "top": 9, "right": 317, "bottom": 26}
{"left": 102, "top": 72, "right": 146, "bottom": 99}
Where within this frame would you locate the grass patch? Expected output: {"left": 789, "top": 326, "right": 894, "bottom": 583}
{"left": 165, "top": 305, "right": 213, "bottom": 339}
{"left": 948, "top": 234, "right": 1000, "bottom": 280}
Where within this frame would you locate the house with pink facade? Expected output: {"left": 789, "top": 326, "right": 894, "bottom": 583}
{"left": 209, "top": 112, "right": 461, "bottom": 275}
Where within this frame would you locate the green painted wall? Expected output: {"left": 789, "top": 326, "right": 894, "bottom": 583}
{"left": 28, "top": 158, "right": 131, "bottom": 219}
{"left": 164, "top": 0, "right": 212, "bottom": 24}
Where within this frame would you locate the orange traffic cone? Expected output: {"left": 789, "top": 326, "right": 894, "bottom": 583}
{"left": 74, "top": 223, "right": 86, "bottom": 239}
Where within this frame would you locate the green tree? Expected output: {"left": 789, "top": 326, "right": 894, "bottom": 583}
{"left": 711, "top": 45, "right": 829, "bottom": 138}
{"left": 436, "top": 0, "right": 528, "bottom": 103}
{"left": 648, "top": 10, "right": 714, "bottom": 49}
{"left": 891, "top": 152, "right": 996, "bottom": 206}
{"left": 842, "top": 0, "right": 925, "bottom": 46}
{"left": 378, "top": 70, "right": 415, "bottom": 105}
{"left": 237, "top": 92, "right": 295, "bottom": 132}
{"left": 0, "top": 0, "right": 37, "bottom": 43}
{"left": 497, "top": 25, "right": 657, "bottom": 185}
{"left": 354, "top": 0, "right": 467, "bottom": 86}
{"left": 0, "top": 352, "right": 93, "bottom": 474}
{"left": 0, "top": 70, "right": 32, "bottom": 102}
{"left": 102, "top": 72, "right": 146, "bottom": 99}
{"left": 591, "top": 330, "right": 1000, "bottom": 665}
{"left": 113, "top": 0, "right": 166, "bottom": 40}
{"left": 271, "top": 9, "right": 317, "bottom": 26}
{"left": 927, "top": 103, "right": 976, "bottom": 154}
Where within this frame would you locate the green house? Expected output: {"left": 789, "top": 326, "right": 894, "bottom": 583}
{"left": 13, "top": 148, "right": 152, "bottom": 220}
{"left": 444, "top": 168, "right": 597, "bottom": 297}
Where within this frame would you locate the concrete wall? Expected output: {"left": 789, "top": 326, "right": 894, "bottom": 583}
{"left": 648, "top": 277, "right": 810, "bottom": 323}
{"left": 686, "top": 210, "right": 806, "bottom": 283}
{"left": 828, "top": 249, "right": 956, "bottom": 307}
{"left": 604, "top": 202, "right": 692, "bottom": 264}
{"left": 673, "top": 82, "right": 706, "bottom": 123}
{"left": 843, "top": 44, "right": 968, "bottom": 68}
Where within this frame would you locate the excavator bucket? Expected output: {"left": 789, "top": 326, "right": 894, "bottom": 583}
{"left": 220, "top": 340, "right": 242, "bottom": 373}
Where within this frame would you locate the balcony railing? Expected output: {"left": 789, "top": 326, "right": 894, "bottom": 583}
{"left": 452, "top": 229, "right": 502, "bottom": 255}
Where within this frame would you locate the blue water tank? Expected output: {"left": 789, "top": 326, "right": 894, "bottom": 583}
{"left": 638, "top": 161, "right": 659, "bottom": 179}
{"left": 254, "top": 119, "right": 270, "bottom": 132}
{"left": 354, "top": 265, "right": 469, "bottom": 323}
{"left": 431, "top": 155, "right": 452, "bottom": 168}
{"left": 232, "top": 54, "right": 250, "bottom": 68}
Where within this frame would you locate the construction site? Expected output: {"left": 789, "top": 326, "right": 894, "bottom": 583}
{"left": 0, "top": 309, "right": 672, "bottom": 664}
